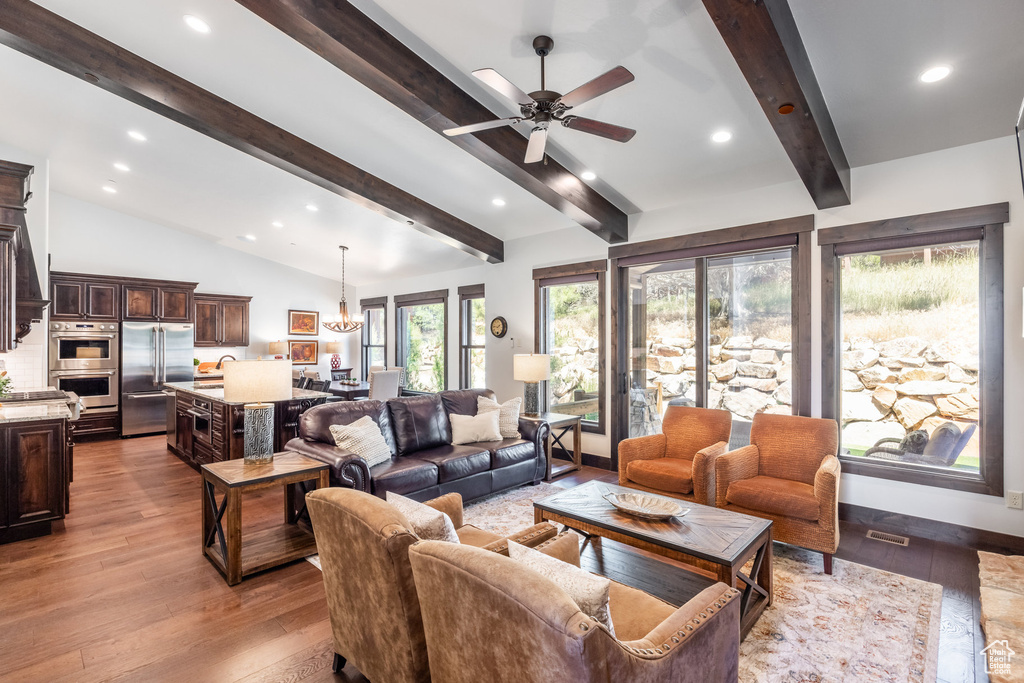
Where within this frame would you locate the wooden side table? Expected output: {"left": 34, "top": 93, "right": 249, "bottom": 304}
{"left": 521, "top": 412, "right": 583, "bottom": 481}
{"left": 201, "top": 452, "right": 329, "bottom": 585}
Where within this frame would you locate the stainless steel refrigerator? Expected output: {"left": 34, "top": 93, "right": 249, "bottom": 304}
{"left": 121, "top": 321, "right": 194, "bottom": 436}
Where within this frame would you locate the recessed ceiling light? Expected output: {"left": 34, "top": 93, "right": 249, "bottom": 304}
{"left": 183, "top": 15, "right": 211, "bottom": 34}
{"left": 919, "top": 65, "right": 951, "bottom": 83}
{"left": 305, "top": 203, "right": 318, "bottom": 212}
{"left": 102, "top": 184, "right": 117, "bottom": 194}
{"left": 581, "top": 170, "right": 597, "bottom": 181}
{"left": 128, "top": 130, "right": 147, "bottom": 142}
{"left": 492, "top": 198, "right": 506, "bottom": 207}
{"left": 237, "top": 235, "right": 256, "bottom": 242}
{"left": 271, "top": 221, "right": 284, "bottom": 228}
{"left": 711, "top": 130, "right": 733, "bottom": 143}
{"left": 113, "top": 162, "right": 130, "bottom": 172}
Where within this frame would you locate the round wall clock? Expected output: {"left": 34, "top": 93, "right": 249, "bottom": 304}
{"left": 490, "top": 316, "right": 508, "bottom": 338}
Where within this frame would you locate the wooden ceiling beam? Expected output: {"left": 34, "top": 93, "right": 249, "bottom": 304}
{"left": 0, "top": 0, "right": 503, "bottom": 263}
{"left": 234, "top": 0, "right": 630, "bottom": 243}
{"left": 701, "top": 0, "right": 851, "bottom": 209}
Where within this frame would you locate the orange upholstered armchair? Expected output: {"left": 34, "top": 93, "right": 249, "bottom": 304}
{"left": 618, "top": 406, "right": 732, "bottom": 506}
{"left": 715, "top": 413, "right": 840, "bottom": 573}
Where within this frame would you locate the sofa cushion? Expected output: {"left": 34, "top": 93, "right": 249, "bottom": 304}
{"left": 625, "top": 458, "right": 694, "bottom": 494}
{"left": 608, "top": 580, "right": 677, "bottom": 643}
{"left": 388, "top": 394, "right": 451, "bottom": 457}
{"left": 329, "top": 416, "right": 392, "bottom": 468}
{"left": 478, "top": 395, "right": 523, "bottom": 439}
{"left": 474, "top": 438, "right": 535, "bottom": 469}
{"left": 299, "top": 399, "right": 395, "bottom": 455}
{"left": 440, "top": 388, "right": 496, "bottom": 417}
{"left": 410, "top": 445, "right": 491, "bottom": 483}
{"left": 450, "top": 411, "right": 502, "bottom": 445}
{"left": 726, "top": 475, "right": 819, "bottom": 521}
{"left": 455, "top": 524, "right": 502, "bottom": 547}
{"left": 370, "top": 458, "right": 439, "bottom": 496}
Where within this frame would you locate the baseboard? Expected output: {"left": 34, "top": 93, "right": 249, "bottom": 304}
{"left": 839, "top": 502, "right": 1024, "bottom": 555}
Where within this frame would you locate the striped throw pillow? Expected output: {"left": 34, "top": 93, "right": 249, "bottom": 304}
{"left": 477, "top": 395, "right": 522, "bottom": 439}
{"left": 329, "top": 416, "right": 392, "bottom": 468}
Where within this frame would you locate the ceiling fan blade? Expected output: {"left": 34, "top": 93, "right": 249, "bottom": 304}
{"left": 524, "top": 127, "right": 548, "bottom": 163}
{"left": 561, "top": 116, "right": 636, "bottom": 142}
{"left": 443, "top": 117, "right": 521, "bottom": 136}
{"left": 558, "top": 66, "right": 635, "bottom": 108}
{"left": 472, "top": 68, "right": 534, "bottom": 106}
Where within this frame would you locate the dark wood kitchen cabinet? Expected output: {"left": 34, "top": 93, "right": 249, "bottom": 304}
{"left": 49, "top": 274, "right": 119, "bottom": 321}
{"left": 120, "top": 278, "right": 197, "bottom": 322}
{"left": 0, "top": 160, "right": 48, "bottom": 351}
{"left": 1, "top": 418, "right": 69, "bottom": 544}
{"left": 193, "top": 293, "right": 251, "bottom": 347}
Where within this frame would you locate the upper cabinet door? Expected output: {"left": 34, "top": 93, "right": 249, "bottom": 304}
{"left": 50, "top": 280, "right": 85, "bottom": 319}
{"left": 193, "top": 298, "right": 220, "bottom": 347}
{"left": 220, "top": 301, "right": 249, "bottom": 346}
{"left": 123, "top": 285, "right": 159, "bottom": 320}
{"left": 159, "top": 288, "right": 193, "bottom": 323}
{"left": 84, "top": 283, "right": 119, "bottom": 320}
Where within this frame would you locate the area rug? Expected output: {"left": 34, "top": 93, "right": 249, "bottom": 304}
{"left": 309, "top": 484, "right": 943, "bottom": 682}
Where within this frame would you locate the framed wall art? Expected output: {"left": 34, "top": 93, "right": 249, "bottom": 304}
{"left": 288, "top": 339, "right": 319, "bottom": 365}
{"left": 288, "top": 309, "right": 319, "bottom": 336}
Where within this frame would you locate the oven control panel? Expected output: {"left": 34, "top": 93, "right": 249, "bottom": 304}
{"left": 52, "top": 322, "right": 118, "bottom": 331}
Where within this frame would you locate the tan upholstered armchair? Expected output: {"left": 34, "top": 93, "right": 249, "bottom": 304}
{"left": 618, "top": 406, "right": 733, "bottom": 506}
{"left": 715, "top": 412, "right": 840, "bottom": 573}
{"left": 306, "top": 488, "right": 557, "bottom": 682}
{"left": 408, "top": 534, "right": 741, "bottom": 683}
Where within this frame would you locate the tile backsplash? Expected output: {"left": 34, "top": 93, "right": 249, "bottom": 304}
{"left": 1, "top": 341, "right": 46, "bottom": 390}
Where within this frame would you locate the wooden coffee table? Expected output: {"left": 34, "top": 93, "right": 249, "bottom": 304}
{"left": 534, "top": 481, "right": 773, "bottom": 638}
{"left": 201, "top": 452, "right": 328, "bottom": 585}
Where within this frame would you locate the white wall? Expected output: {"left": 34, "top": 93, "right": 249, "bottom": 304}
{"left": 359, "top": 135, "right": 1024, "bottom": 538}
{"left": 0, "top": 142, "right": 49, "bottom": 390}
{"left": 48, "top": 193, "right": 359, "bottom": 380}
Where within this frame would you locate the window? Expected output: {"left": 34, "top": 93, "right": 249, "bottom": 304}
{"left": 820, "top": 203, "right": 1007, "bottom": 496}
{"left": 360, "top": 297, "right": 386, "bottom": 381}
{"left": 459, "top": 284, "right": 486, "bottom": 389}
{"left": 396, "top": 289, "right": 448, "bottom": 394}
{"left": 535, "top": 261, "right": 606, "bottom": 433}
{"left": 609, "top": 216, "right": 813, "bottom": 464}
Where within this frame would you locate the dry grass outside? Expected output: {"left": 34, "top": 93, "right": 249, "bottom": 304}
{"left": 842, "top": 304, "right": 979, "bottom": 349}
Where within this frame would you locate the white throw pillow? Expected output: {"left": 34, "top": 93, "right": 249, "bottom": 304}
{"left": 386, "top": 492, "right": 460, "bottom": 543}
{"left": 450, "top": 411, "right": 502, "bottom": 445}
{"left": 477, "top": 395, "right": 522, "bottom": 439}
{"left": 507, "top": 540, "right": 615, "bottom": 636}
{"left": 328, "top": 416, "right": 392, "bottom": 468}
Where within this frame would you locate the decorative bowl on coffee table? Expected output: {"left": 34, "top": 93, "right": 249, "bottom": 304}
{"left": 602, "top": 491, "right": 688, "bottom": 521}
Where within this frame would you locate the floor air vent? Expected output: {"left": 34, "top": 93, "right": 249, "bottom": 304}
{"left": 866, "top": 530, "right": 909, "bottom": 547}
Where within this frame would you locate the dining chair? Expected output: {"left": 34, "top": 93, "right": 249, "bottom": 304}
{"left": 368, "top": 369, "right": 402, "bottom": 400}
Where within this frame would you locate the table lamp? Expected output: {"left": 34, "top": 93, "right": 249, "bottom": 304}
{"left": 223, "top": 359, "right": 292, "bottom": 463}
{"left": 514, "top": 353, "right": 550, "bottom": 416}
{"left": 268, "top": 341, "right": 287, "bottom": 360}
{"left": 325, "top": 341, "right": 343, "bottom": 371}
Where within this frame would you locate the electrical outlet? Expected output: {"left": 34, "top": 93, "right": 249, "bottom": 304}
{"left": 1007, "top": 491, "right": 1023, "bottom": 510}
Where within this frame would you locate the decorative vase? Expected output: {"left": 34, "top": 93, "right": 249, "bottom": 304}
{"left": 243, "top": 403, "right": 275, "bottom": 464}
{"left": 524, "top": 381, "right": 540, "bottom": 415}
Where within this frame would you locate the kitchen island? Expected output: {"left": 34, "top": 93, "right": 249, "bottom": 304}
{"left": 164, "top": 382, "right": 331, "bottom": 469}
{"left": 0, "top": 393, "right": 75, "bottom": 544}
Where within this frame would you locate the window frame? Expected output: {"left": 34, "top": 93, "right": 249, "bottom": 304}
{"left": 608, "top": 215, "right": 814, "bottom": 470}
{"left": 359, "top": 296, "right": 387, "bottom": 381}
{"left": 819, "top": 203, "right": 1007, "bottom": 497}
{"left": 395, "top": 289, "right": 449, "bottom": 395}
{"left": 534, "top": 260, "right": 607, "bottom": 435}
{"left": 458, "top": 284, "right": 486, "bottom": 390}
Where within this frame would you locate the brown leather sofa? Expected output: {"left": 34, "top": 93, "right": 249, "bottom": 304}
{"left": 286, "top": 388, "right": 549, "bottom": 503}
{"left": 618, "top": 405, "right": 733, "bottom": 506}
{"left": 409, "top": 535, "right": 742, "bottom": 683}
{"left": 307, "top": 487, "right": 558, "bottom": 682}
{"left": 715, "top": 412, "right": 841, "bottom": 574}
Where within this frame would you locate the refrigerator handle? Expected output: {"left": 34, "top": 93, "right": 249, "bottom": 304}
{"left": 152, "top": 326, "right": 160, "bottom": 387}
{"left": 160, "top": 327, "right": 168, "bottom": 383}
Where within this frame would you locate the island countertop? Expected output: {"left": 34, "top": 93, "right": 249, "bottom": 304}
{"left": 0, "top": 399, "right": 73, "bottom": 424}
{"left": 164, "top": 382, "right": 332, "bottom": 404}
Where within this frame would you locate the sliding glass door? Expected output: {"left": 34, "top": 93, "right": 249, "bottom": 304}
{"left": 622, "top": 248, "right": 796, "bottom": 447}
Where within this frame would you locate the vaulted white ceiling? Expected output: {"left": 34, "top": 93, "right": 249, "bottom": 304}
{"left": 0, "top": 0, "right": 1019, "bottom": 285}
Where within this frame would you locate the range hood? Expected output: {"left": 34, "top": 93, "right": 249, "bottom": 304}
{"left": 0, "top": 160, "right": 49, "bottom": 350}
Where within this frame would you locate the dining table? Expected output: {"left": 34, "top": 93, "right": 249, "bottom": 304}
{"left": 328, "top": 380, "right": 371, "bottom": 400}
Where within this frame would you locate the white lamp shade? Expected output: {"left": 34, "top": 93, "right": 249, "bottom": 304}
{"left": 514, "top": 354, "right": 551, "bottom": 382}
{"left": 223, "top": 359, "right": 292, "bottom": 403}
{"left": 325, "top": 341, "right": 344, "bottom": 354}
{"left": 268, "top": 341, "right": 287, "bottom": 356}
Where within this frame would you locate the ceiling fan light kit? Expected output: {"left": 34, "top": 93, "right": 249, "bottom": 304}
{"left": 444, "top": 35, "right": 636, "bottom": 163}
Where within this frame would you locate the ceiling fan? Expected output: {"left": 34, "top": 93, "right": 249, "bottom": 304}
{"left": 444, "top": 35, "right": 636, "bottom": 163}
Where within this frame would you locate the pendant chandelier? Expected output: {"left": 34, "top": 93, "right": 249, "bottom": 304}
{"left": 322, "top": 245, "right": 363, "bottom": 333}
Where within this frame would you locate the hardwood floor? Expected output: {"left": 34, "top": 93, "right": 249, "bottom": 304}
{"left": 0, "top": 437, "right": 994, "bottom": 682}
